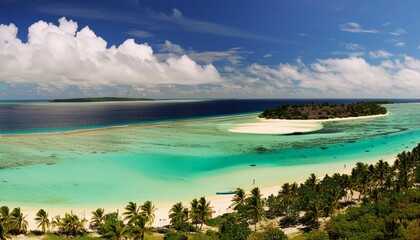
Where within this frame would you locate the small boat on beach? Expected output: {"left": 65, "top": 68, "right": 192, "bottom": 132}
{"left": 216, "top": 190, "right": 237, "bottom": 195}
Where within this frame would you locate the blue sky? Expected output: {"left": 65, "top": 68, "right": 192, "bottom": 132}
{"left": 1, "top": 0, "right": 420, "bottom": 99}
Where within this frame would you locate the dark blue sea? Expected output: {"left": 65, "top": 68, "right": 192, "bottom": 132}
{"left": 0, "top": 99, "right": 418, "bottom": 134}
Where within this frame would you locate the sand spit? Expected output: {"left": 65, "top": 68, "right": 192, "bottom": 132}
{"left": 228, "top": 113, "right": 388, "bottom": 134}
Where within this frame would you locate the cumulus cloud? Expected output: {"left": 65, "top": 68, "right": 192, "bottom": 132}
{"left": 237, "top": 56, "right": 420, "bottom": 98}
{"left": 339, "top": 22, "right": 378, "bottom": 33}
{"left": 2, "top": 18, "right": 420, "bottom": 98}
{"left": 0, "top": 18, "right": 221, "bottom": 89}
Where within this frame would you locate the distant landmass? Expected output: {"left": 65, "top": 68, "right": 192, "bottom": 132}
{"left": 259, "top": 102, "right": 388, "bottom": 120}
{"left": 50, "top": 97, "right": 154, "bottom": 102}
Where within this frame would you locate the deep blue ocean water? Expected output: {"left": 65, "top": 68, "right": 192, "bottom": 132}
{"left": 0, "top": 99, "right": 418, "bottom": 134}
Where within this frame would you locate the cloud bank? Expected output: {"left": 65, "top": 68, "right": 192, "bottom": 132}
{"left": 0, "top": 17, "right": 221, "bottom": 89}
{"left": 1, "top": 18, "right": 420, "bottom": 98}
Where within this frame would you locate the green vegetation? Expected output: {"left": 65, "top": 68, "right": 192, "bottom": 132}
{"left": 50, "top": 97, "right": 154, "bottom": 102}
{"left": 259, "top": 102, "right": 387, "bottom": 119}
{"left": 1, "top": 144, "right": 419, "bottom": 239}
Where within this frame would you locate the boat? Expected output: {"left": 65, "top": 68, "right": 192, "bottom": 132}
{"left": 216, "top": 190, "right": 237, "bottom": 195}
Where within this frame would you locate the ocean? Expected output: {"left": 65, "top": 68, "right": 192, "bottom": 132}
{"left": 0, "top": 99, "right": 420, "bottom": 209}
{"left": 0, "top": 99, "right": 417, "bottom": 134}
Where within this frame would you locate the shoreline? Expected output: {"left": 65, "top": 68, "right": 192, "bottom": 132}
{"left": 15, "top": 153, "right": 397, "bottom": 232}
{"left": 228, "top": 113, "right": 389, "bottom": 134}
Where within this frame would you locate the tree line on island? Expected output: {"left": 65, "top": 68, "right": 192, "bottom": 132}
{"left": 259, "top": 102, "right": 388, "bottom": 120}
{"left": 0, "top": 143, "right": 419, "bottom": 240}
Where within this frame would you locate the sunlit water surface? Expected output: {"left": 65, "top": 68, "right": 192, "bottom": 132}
{"left": 0, "top": 103, "right": 420, "bottom": 208}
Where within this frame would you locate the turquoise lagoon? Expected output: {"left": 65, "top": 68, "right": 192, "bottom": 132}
{"left": 0, "top": 103, "right": 420, "bottom": 208}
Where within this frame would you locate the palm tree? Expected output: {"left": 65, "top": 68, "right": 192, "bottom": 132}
{"left": 59, "top": 213, "right": 87, "bottom": 237}
{"left": 290, "top": 182, "right": 299, "bottom": 196}
{"left": 305, "top": 173, "right": 318, "bottom": 190}
{"left": 90, "top": 208, "right": 105, "bottom": 230}
{"left": 374, "top": 160, "right": 390, "bottom": 188}
{"left": 123, "top": 202, "right": 140, "bottom": 225}
{"left": 245, "top": 187, "right": 264, "bottom": 231}
{"left": 305, "top": 199, "right": 323, "bottom": 229}
{"left": 140, "top": 201, "right": 156, "bottom": 227}
{"left": 0, "top": 206, "right": 10, "bottom": 224}
{"left": 10, "top": 207, "right": 28, "bottom": 235}
{"left": 34, "top": 209, "right": 50, "bottom": 234}
{"left": 169, "top": 202, "right": 189, "bottom": 229}
{"left": 102, "top": 220, "right": 129, "bottom": 240}
{"left": 51, "top": 215, "right": 61, "bottom": 230}
{"left": 197, "top": 197, "right": 212, "bottom": 230}
{"left": 0, "top": 222, "right": 11, "bottom": 240}
{"left": 231, "top": 187, "right": 246, "bottom": 211}
{"left": 190, "top": 198, "right": 200, "bottom": 227}
{"left": 131, "top": 215, "right": 148, "bottom": 240}
{"left": 278, "top": 183, "right": 293, "bottom": 214}
{"left": 351, "top": 162, "right": 369, "bottom": 201}
{"left": 323, "top": 196, "right": 339, "bottom": 217}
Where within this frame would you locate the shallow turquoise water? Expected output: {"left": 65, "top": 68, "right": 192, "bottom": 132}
{"left": 0, "top": 103, "right": 420, "bottom": 208}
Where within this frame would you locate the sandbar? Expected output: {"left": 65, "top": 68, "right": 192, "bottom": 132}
{"left": 228, "top": 113, "right": 388, "bottom": 134}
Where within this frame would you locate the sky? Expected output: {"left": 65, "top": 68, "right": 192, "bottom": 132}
{"left": 1, "top": 0, "right": 420, "bottom": 99}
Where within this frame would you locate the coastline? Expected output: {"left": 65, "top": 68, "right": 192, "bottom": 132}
{"left": 2, "top": 104, "right": 419, "bottom": 235}
{"left": 228, "top": 113, "right": 389, "bottom": 134}
{"left": 17, "top": 153, "right": 398, "bottom": 232}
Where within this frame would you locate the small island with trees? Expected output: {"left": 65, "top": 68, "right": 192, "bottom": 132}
{"left": 50, "top": 97, "right": 154, "bottom": 103}
{"left": 259, "top": 102, "right": 388, "bottom": 120}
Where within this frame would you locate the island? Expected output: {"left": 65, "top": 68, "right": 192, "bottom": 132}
{"left": 229, "top": 102, "right": 389, "bottom": 134}
{"left": 49, "top": 97, "right": 154, "bottom": 102}
{"left": 259, "top": 102, "right": 387, "bottom": 120}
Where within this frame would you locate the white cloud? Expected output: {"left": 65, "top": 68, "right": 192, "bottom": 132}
{"left": 389, "top": 28, "right": 406, "bottom": 36}
{"left": 159, "top": 40, "right": 185, "bottom": 55}
{"left": 2, "top": 18, "right": 420, "bottom": 98}
{"left": 157, "top": 40, "right": 243, "bottom": 65}
{"left": 339, "top": 22, "right": 378, "bottom": 33}
{"left": 236, "top": 56, "right": 420, "bottom": 98}
{"left": 369, "top": 50, "right": 393, "bottom": 59}
{"left": 263, "top": 53, "right": 273, "bottom": 58}
{"left": 0, "top": 18, "right": 222, "bottom": 89}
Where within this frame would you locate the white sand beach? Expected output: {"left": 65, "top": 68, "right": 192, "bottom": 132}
{"left": 19, "top": 154, "right": 396, "bottom": 235}
{"left": 228, "top": 113, "right": 389, "bottom": 134}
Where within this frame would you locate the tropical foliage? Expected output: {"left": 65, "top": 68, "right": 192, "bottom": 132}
{"left": 259, "top": 102, "right": 387, "bottom": 119}
{"left": 2, "top": 143, "right": 419, "bottom": 239}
